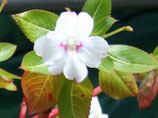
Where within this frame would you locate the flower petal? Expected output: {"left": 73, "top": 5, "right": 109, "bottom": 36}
{"left": 85, "top": 36, "right": 109, "bottom": 53}
{"left": 55, "top": 11, "right": 77, "bottom": 36}
{"left": 34, "top": 36, "right": 47, "bottom": 56}
{"left": 46, "top": 31, "right": 68, "bottom": 44}
{"left": 75, "top": 12, "right": 94, "bottom": 37}
{"left": 63, "top": 54, "right": 88, "bottom": 83}
{"left": 89, "top": 97, "right": 109, "bottom": 118}
{"left": 78, "top": 47, "right": 101, "bottom": 68}
{"left": 100, "top": 114, "right": 109, "bottom": 118}
{"left": 43, "top": 46, "right": 65, "bottom": 65}
{"left": 90, "top": 97, "right": 102, "bottom": 114}
{"left": 48, "top": 57, "right": 66, "bottom": 75}
{"left": 34, "top": 36, "right": 45, "bottom": 56}
{"left": 79, "top": 36, "right": 109, "bottom": 59}
{"left": 34, "top": 31, "right": 67, "bottom": 65}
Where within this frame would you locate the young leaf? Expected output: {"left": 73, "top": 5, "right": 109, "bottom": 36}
{"left": 83, "top": 0, "right": 111, "bottom": 20}
{"left": 58, "top": 79, "right": 93, "bottom": 118}
{"left": 5, "top": 83, "right": 17, "bottom": 91}
{"left": 99, "top": 70, "right": 138, "bottom": 99}
{"left": 153, "top": 46, "right": 158, "bottom": 62}
{"left": 138, "top": 71, "right": 158, "bottom": 110}
{"left": 92, "top": 16, "right": 117, "bottom": 36}
{"left": 0, "top": 68, "right": 21, "bottom": 80}
{"left": 153, "top": 46, "right": 158, "bottom": 57}
{"left": 22, "top": 71, "right": 65, "bottom": 115}
{"left": 0, "top": 77, "right": 17, "bottom": 91}
{"left": 0, "top": 43, "right": 16, "bottom": 62}
{"left": 12, "top": 10, "right": 58, "bottom": 42}
{"left": 0, "top": 68, "right": 20, "bottom": 91}
{"left": 83, "top": 0, "right": 115, "bottom": 36}
{"left": 21, "top": 51, "right": 50, "bottom": 75}
{"left": 108, "top": 45, "right": 158, "bottom": 73}
{"left": 0, "top": 77, "right": 12, "bottom": 88}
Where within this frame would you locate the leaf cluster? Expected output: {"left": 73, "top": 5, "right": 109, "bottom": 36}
{"left": 11, "top": 0, "right": 158, "bottom": 117}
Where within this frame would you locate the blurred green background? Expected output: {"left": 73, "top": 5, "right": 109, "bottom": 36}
{"left": 0, "top": 0, "right": 158, "bottom": 118}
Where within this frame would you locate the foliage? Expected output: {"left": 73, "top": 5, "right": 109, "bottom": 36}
{"left": 10, "top": 0, "right": 158, "bottom": 117}
{"left": 12, "top": 10, "right": 58, "bottom": 43}
{"left": 58, "top": 79, "right": 93, "bottom": 118}
{"left": 99, "top": 70, "right": 138, "bottom": 99}
{"left": 22, "top": 71, "right": 65, "bottom": 114}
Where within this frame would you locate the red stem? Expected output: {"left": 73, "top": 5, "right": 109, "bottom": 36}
{"left": 92, "top": 86, "right": 102, "bottom": 96}
{"left": 19, "top": 98, "right": 27, "bottom": 118}
{"left": 48, "top": 108, "right": 59, "bottom": 118}
{"left": 32, "top": 116, "right": 38, "bottom": 118}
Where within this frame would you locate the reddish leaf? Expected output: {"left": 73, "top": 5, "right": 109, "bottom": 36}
{"left": 138, "top": 71, "right": 158, "bottom": 110}
{"left": 21, "top": 71, "right": 65, "bottom": 115}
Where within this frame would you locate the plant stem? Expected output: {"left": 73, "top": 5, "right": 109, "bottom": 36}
{"left": 92, "top": 86, "right": 102, "bottom": 96}
{"left": 103, "top": 26, "right": 133, "bottom": 38}
{"left": 0, "top": 0, "right": 7, "bottom": 13}
{"left": 49, "top": 108, "right": 59, "bottom": 118}
{"left": 19, "top": 98, "right": 27, "bottom": 118}
{"left": 32, "top": 116, "right": 38, "bottom": 118}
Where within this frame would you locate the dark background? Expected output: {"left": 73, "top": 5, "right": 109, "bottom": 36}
{"left": 0, "top": 0, "right": 158, "bottom": 117}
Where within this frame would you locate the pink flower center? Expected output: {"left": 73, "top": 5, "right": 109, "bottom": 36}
{"left": 59, "top": 42, "right": 83, "bottom": 52}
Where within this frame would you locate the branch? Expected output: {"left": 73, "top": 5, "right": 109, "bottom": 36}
{"left": 103, "top": 26, "right": 133, "bottom": 38}
{"left": 19, "top": 98, "right": 27, "bottom": 118}
{"left": 92, "top": 86, "right": 102, "bottom": 96}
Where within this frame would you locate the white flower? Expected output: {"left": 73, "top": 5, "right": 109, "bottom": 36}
{"left": 34, "top": 11, "right": 109, "bottom": 83}
{"left": 89, "top": 97, "right": 108, "bottom": 118}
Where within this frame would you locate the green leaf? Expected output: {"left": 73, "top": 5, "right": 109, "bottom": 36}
{"left": 58, "top": 79, "right": 93, "bottom": 118}
{"left": 153, "top": 46, "right": 158, "bottom": 56}
{"left": 0, "top": 68, "right": 21, "bottom": 80}
{"left": 108, "top": 45, "right": 158, "bottom": 73}
{"left": 12, "top": 10, "right": 58, "bottom": 42}
{"left": 0, "top": 77, "right": 17, "bottom": 91}
{"left": 83, "top": 0, "right": 111, "bottom": 20}
{"left": 0, "top": 43, "right": 16, "bottom": 62}
{"left": 92, "top": 16, "right": 117, "bottom": 36}
{"left": 0, "top": 68, "right": 20, "bottom": 91}
{"left": 5, "top": 83, "right": 17, "bottom": 91}
{"left": 21, "top": 51, "right": 50, "bottom": 75}
{"left": 153, "top": 46, "right": 158, "bottom": 62}
{"left": 99, "top": 70, "right": 138, "bottom": 99}
{"left": 22, "top": 71, "right": 65, "bottom": 114}
{"left": 98, "top": 57, "right": 114, "bottom": 73}
{"left": 0, "top": 77, "right": 12, "bottom": 88}
{"left": 83, "top": 0, "right": 114, "bottom": 36}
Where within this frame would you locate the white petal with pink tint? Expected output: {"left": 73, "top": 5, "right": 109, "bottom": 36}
{"left": 34, "top": 11, "right": 109, "bottom": 83}
{"left": 63, "top": 55, "right": 88, "bottom": 83}
{"left": 48, "top": 57, "right": 66, "bottom": 75}
{"left": 75, "top": 12, "right": 94, "bottom": 37}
